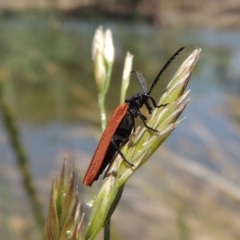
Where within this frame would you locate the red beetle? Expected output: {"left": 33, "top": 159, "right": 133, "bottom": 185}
{"left": 83, "top": 47, "right": 184, "bottom": 186}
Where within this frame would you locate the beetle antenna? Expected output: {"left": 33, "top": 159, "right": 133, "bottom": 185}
{"left": 131, "top": 70, "right": 148, "bottom": 93}
{"left": 148, "top": 47, "right": 185, "bottom": 95}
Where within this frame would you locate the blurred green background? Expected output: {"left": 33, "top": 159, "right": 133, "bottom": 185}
{"left": 0, "top": 1, "right": 240, "bottom": 240}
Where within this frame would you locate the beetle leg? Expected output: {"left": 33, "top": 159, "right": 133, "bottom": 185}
{"left": 145, "top": 100, "right": 153, "bottom": 114}
{"left": 137, "top": 110, "right": 159, "bottom": 133}
{"left": 111, "top": 136, "right": 134, "bottom": 167}
{"left": 148, "top": 96, "right": 168, "bottom": 108}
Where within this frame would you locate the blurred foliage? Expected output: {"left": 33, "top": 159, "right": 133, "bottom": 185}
{"left": 0, "top": 12, "right": 240, "bottom": 240}
{"left": 0, "top": 14, "right": 198, "bottom": 124}
{"left": 0, "top": 13, "right": 94, "bottom": 123}
{"left": 0, "top": 14, "right": 233, "bottom": 125}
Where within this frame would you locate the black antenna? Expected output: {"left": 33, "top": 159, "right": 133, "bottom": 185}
{"left": 131, "top": 70, "right": 148, "bottom": 93}
{"left": 148, "top": 47, "right": 185, "bottom": 95}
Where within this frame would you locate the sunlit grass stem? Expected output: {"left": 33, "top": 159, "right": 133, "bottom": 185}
{"left": 120, "top": 52, "right": 134, "bottom": 104}
{"left": 92, "top": 26, "right": 116, "bottom": 240}
{"left": 85, "top": 48, "right": 201, "bottom": 240}
{"left": 92, "top": 27, "right": 115, "bottom": 131}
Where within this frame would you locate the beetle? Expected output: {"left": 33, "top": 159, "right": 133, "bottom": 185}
{"left": 83, "top": 47, "right": 184, "bottom": 186}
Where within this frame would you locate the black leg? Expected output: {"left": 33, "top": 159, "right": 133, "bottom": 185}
{"left": 137, "top": 110, "right": 159, "bottom": 133}
{"left": 157, "top": 103, "right": 168, "bottom": 108}
{"left": 148, "top": 96, "right": 168, "bottom": 108}
{"left": 145, "top": 100, "right": 153, "bottom": 114}
{"left": 111, "top": 136, "right": 134, "bottom": 167}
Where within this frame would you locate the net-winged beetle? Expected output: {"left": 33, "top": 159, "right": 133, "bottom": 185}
{"left": 83, "top": 47, "right": 184, "bottom": 186}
